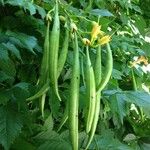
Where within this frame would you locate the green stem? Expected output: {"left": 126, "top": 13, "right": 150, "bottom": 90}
{"left": 86, "top": 0, "right": 93, "bottom": 11}
{"left": 131, "top": 68, "right": 137, "bottom": 91}
{"left": 131, "top": 68, "right": 144, "bottom": 121}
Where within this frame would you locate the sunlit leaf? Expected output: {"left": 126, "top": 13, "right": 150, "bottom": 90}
{"left": 90, "top": 9, "right": 113, "bottom": 17}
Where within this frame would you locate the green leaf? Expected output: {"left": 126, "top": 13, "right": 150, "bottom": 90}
{"left": 0, "top": 71, "right": 12, "bottom": 82}
{"left": 140, "top": 143, "right": 150, "bottom": 150}
{"left": 12, "top": 137, "right": 36, "bottom": 150}
{"left": 25, "top": 2, "right": 36, "bottom": 15}
{"left": 5, "top": 0, "right": 24, "bottom": 6}
{"left": 35, "top": 5, "right": 46, "bottom": 19}
{"left": 0, "top": 90, "right": 10, "bottom": 105}
{"left": 141, "top": 43, "right": 150, "bottom": 57}
{"left": 110, "top": 93, "right": 128, "bottom": 124}
{"left": 133, "top": 15, "right": 146, "bottom": 36}
{"left": 9, "top": 37, "right": 24, "bottom": 49}
{"left": 0, "top": 59, "right": 16, "bottom": 77}
{"left": 13, "top": 82, "right": 30, "bottom": 101}
{"left": 2, "top": 42, "right": 21, "bottom": 60}
{"left": 37, "top": 139, "right": 72, "bottom": 150}
{"left": 0, "top": 44, "right": 9, "bottom": 60}
{"left": 123, "top": 134, "right": 137, "bottom": 142}
{"left": 59, "top": 130, "right": 70, "bottom": 142}
{"left": 43, "top": 114, "right": 53, "bottom": 131}
{"left": 34, "top": 130, "right": 59, "bottom": 142}
{"left": 125, "top": 91, "right": 150, "bottom": 117}
{"left": 90, "top": 9, "right": 113, "bottom": 16}
{"left": 120, "top": 12, "right": 129, "bottom": 25}
{"left": 14, "top": 82, "right": 30, "bottom": 91}
{"left": 0, "top": 105, "right": 23, "bottom": 150}
{"left": 132, "top": 4, "right": 142, "bottom": 14}
{"left": 107, "top": 91, "right": 150, "bottom": 118}
{"left": 49, "top": 90, "right": 60, "bottom": 118}
{"left": 112, "top": 69, "right": 123, "bottom": 80}
{"left": 6, "top": 31, "right": 37, "bottom": 54}
{"left": 125, "top": 91, "right": 150, "bottom": 107}
{"left": 89, "top": 129, "right": 133, "bottom": 150}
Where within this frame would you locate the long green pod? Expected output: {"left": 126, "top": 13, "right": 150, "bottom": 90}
{"left": 94, "top": 45, "right": 102, "bottom": 87}
{"left": 85, "top": 45, "right": 96, "bottom": 133}
{"left": 39, "top": 20, "right": 50, "bottom": 85}
{"left": 28, "top": 20, "right": 50, "bottom": 102}
{"left": 81, "top": 55, "right": 86, "bottom": 86}
{"left": 96, "top": 43, "right": 113, "bottom": 93}
{"left": 85, "top": 45, "right": 102, "bottom": 149}
{"left": 69, "top": 32, "right": 80, "bottom": 150}
{"left": 57, "top": 102, "right": 68, "bottom": 132}
{"left": 40, "top": 93, "right": 46, "bottom": 118}
{"left": 38, "top": 19, "right": 50, "bottom": 117}
{"left": 49, "top": 0, "right": 61, "bottom": 101}
{"left": 57, "top": 27, "right": 69, "bottom": 78}
{"left": 26, "top": 83, "right": 49, "bottom": 101}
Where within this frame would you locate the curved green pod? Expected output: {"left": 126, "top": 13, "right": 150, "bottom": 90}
{"left": 49, "top": 0, "right": 61, "bottom": 101}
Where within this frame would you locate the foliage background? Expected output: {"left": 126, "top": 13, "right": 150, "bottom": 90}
{"left": 0, "top": 0, "right": 150, "bottom": 149}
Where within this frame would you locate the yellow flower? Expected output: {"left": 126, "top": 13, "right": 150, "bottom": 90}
{"left": 82, "top": 38, "right": 91, "bottom": 45}
{"left": 98, "top": 35, "right": 111, "bottom": 45}
{"left": 91, "top": 22, "right": 101, "bottom": 43}
{"left": 131, "top": 56, "right": 148, "bottom": 67}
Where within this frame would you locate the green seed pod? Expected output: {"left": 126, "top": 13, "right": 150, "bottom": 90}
{"left": 49, "top": 0, "right": 61, "bottom": 101}
{"left": 96, "top": 43, "right": 113, "bottom": 93}
{"left": 85, "top": 45, "right": 96, "bottom": 133}
{"left": 69, "top": 32, "right": 80, "bottom": 150}
{"left": 85, "top": 45, "right": 102, "bottom": 149}
{"left": 57, "top": 27, "right": 69, "bottom": 78}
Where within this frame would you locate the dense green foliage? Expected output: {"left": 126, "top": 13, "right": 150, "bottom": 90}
{"left": 0, "top": 0, "right": 150, "bottom": 149}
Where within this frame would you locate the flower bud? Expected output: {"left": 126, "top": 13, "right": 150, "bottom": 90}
{"left": 82, "top": 38, "right": 91, "bottom": 45}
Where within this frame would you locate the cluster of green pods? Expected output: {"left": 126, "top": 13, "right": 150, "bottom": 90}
{"left": 27, "top": 1, "right": 113, "bottom": 149}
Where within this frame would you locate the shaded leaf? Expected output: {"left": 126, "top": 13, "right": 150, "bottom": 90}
{"left": 34, "top": 130, "right": 59, "bottom": 142}
{"left": 0, "top": 71, "right": 13, "bottom": 82}
{"left": 0, "top": 90, "right": 10, "bottom": 105}
{"left": 0, "top": 59, "right": 16, "bottom": 77}
{"left": 112, "top": 69, "right": 123, "bottom": 80}
{"left": 12, "top": 137, "right": 36, "bottom": 150}
{"left": 2, "top": 42, "right": 21, "bottom": 60}
{"left": 13, "top": 82, "right": 30, "bottom": 101}
{"left": 43, "top": 114, "right": 53, "bottom": 131}
{"left": 0, "top": 105, "right": 23, "bottom": 150}
{"left": 37, "top": 139, "right": 72, "bottom": 150}
{"left": 140, "top": 143, "right": 150, "bottom": 150}
{"left": 6, "top": 31, "right": 37, "bottom": 54}
{"left": 88, "top": 129, "right": 133, "bottom": 150}
{"left": 0, "top": 44, "right": 9, "bottom": 60}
